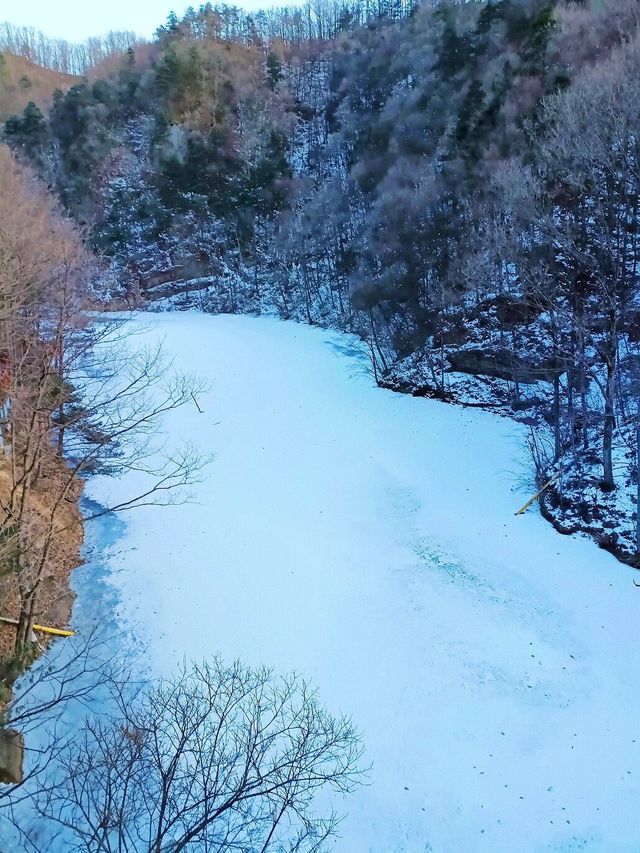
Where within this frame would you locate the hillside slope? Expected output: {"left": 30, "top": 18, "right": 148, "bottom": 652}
{"left": 0, "top": 52, "right": 77, "bottom": 121}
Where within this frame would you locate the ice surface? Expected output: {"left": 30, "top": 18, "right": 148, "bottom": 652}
{"left": 84, "top": 312, "right": 640, "bottom": 853}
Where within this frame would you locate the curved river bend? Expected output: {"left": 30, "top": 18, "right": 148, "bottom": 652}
{"left": 22, "top": 313, "right": 640, "bottom": 851}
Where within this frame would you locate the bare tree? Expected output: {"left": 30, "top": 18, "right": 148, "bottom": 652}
{"left": 0, "top": 145, "right": 209, "bottom": 655}
{"left": 34, "top": 659, "right": 364, "bottom": 852}
{"left": 0, "top": 21, "right": 141, "bottom": 74}
{"left": 537, "top": 36, "right": 640, "bottom": 489}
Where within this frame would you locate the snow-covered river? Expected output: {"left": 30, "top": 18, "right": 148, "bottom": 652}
{"left": 41, "top": 314, "right": 640, "bottom": 850}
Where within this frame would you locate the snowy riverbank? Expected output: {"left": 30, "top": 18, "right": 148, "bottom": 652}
{"left": 75, "top": 312, "right": 640, "bottom": 851}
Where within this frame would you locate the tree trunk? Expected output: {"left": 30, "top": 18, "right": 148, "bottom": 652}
{"left": 57, "top": 402, "right": 65, "bottom": 454}
{"left": 602, "top": 371, "right": 615, "bottom": 488}
{"left": 601, "top": 309, "right": 617, "bottom": 489}
{"left": 553, "top": 373, "right": 561, "bottom": 462}
{"left": 15, "top": 592, "right": 36, "bottom": 654}
{"left": 636, "top": 421, "right": 640, "bottom": 555}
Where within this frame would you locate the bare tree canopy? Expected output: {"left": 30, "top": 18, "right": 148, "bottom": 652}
{"left": 33, "top": 659, "right": 365, "bottom": 852}
{"left": 0, "top": 22, "right": 141, "bottom": 75}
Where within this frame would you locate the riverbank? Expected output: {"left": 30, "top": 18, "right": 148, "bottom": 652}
{"left": 0, "top": 457, "right": 83, "bottom": 680}
{"left": 380, "top": 350, "right": 640, "bottom": 569}
{"left": 0, "top": 454, "right": 83, "bottom": 786}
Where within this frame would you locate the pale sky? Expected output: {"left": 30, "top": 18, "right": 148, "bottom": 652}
{"left": 1, "top": 0, "right": 285, "bottom": 43}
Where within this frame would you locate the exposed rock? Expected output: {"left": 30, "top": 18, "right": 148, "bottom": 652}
{"left": 494, "top": 294, "right": 541, "bottom": 326}
{"left": 447, "top": 347, "right": 563, "bottom": 384}
{"left": 0, "top": 727, "right": 24, "bottom": 785}
{"left": 626, "top": 309, "right": 640, "bottom": 343}
{"left": 378, "top": 375, "right": 447, "bottom": 400}
{"left": 146, "top": 276, "right": 217, "bottom": 302}
{"left": 46, "top": 587, "right": 76, "bottom": 626}
{"left": 141, "top": 265, "right": 187, "bottom": 290}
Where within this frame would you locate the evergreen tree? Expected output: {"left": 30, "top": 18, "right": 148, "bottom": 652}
{"left": 266, "top": 52, "right": 283, "bottom": 91}
{"left": 3, "top": 102, "right": 48, "bottom": 157}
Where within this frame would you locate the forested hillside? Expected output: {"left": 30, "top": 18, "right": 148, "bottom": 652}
{"left": 3, "top": 0, "right": 640, "bottom": 563}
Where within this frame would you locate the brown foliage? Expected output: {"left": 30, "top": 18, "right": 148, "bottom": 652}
{"left": 0, "top": 52, "right": 77, "bottom": 122}
{"left": 0, "top": 144, "right": 90, "bottom": 654}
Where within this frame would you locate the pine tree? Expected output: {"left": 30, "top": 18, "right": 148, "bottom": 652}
{"left": 3, "top": 102, "right": 48, "bottom": 157}
{"left": 266, "top": 52, "right": 283, "bottom": 91}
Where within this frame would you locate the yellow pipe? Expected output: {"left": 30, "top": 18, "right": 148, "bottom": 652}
{"left": 515, "top": 479, "right": 554, "bottom": 515}
{"left": 32, "top": 624, "right": 75, "bottom": 637}
{"left": 1, "top": 617, "right": 74, "bottom": 637}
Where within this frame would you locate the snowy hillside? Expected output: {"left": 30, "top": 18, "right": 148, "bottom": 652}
{"left": 84, "top": 312, "right": 640, "bottom": 853}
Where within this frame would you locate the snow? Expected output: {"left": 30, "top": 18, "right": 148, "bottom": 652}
{"left": 84, "top": 311, "right": 640, "bottom": 853}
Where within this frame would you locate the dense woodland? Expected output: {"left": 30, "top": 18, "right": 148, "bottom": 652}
{"left": 3, "top": 0, "right": 640, "bottom": 561}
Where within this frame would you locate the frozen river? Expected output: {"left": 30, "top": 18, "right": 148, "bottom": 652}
{"left": 18, "top": 312, "right": 640, "bottom": 851}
